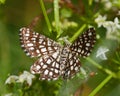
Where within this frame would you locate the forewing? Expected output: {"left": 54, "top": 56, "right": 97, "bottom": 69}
{"left": 70, "top": 28, "right": 96, "bottom": 57}
{"left": 62, "top": 53, "right": 81, "bottom": 79}
{"left": 30, "top": 51, "right": 61, "bottom": 80}
{"left": 19, "top": 27, "right": 60, "bottom": 58}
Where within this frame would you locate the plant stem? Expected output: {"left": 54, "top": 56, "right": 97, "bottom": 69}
{"left": 89, "top": 75, "right": 112, "bottom": 96}
{"left": 69, "top": 24, "right": 86, "bottom": 43}
{"left": 86, "top": 57, "right": 117, "bottom": 78}
{"left": 54, "top": 0, "right": 61, "bottom": 37}
{"left": 39, "top": 0, "right": 52, "bottom": 32}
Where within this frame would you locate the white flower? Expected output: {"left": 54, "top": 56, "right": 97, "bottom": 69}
{"left": 95, "top": 15, "right": 120, "bottom": 41}
{"left": 103, "top": 21, "right": 114, "bottom": 32}
{"left": 95, "top": 15, "right": 107, "bottom": 27}
{"left": 113, "top": 17, "right": 120, "bottom": 30}
{"left": 17, "top": 71, "right": 35, "bottom": 86}
{"left": 105, "top": 17, "right": 120, "bottom": 41}
{"left": 96, "top": 47, "right": 109, "bottom": 60}
{"left": 5, "top": 75, "right": 19, "bottom": 84}
{"left": 104, "top": 1, "right": 112, "bottom": 10}
{"left": 103, "top": 17, "right": 120, "bottom": 33}
{"left": 101, "top": 0, "right": 112, "bottom": 10}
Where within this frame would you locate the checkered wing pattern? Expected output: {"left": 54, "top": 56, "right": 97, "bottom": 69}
{"left": 19, "top": 27, "right": 60, "bottom": 58}
{"left": 70, "top": 28, "right": 96, "bottom": 57}
{"left": 31, "top": 51, "right": 61, "bottom": 80}
{"left": 62, "top": 52, "right": 81, "bottom": 79}
{"left": 19, "top": 27, "right": 96, "bottom": 80}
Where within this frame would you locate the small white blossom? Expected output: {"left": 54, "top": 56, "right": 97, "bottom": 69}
{"left": 103, "top": 21, "right": 115, "bottom": 32}
{"left": 105, "top": 17, "right": 120, "bottom": 41}
{"left": 103, "top": 17, "right": 120, "bottom": 33}
{"left": 95, "top": 15, "right": 120, "bottom": 41}
{"left": 5, "top": 75, "right": 19, "bottom": 84}
{"left": 17, "top": 71, "right": 35, "bottom": 86}
{"left": 96, "top": 47, "right": 109, "bottom": 60}
{"left": 104, "top": 1, "right": 112, "bottom": 10}
{"left": 95, "top": 15, "right": 107, "bottom": 27}
{"left": 101, "top": 0, "right": 112, "bottom": 10}
{"left": 113, "top": 17, "right": 120, "bottom": 30}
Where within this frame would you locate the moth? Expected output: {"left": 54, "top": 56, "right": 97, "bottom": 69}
{"left": 19, "top": 27, "right": 96, "bottom": 80}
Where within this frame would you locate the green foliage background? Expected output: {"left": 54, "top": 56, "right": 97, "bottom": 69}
{"left": 0, "top": 0, "right": 120, "bottom": 96}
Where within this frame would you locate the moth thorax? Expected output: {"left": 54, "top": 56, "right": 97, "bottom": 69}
{"left": 60, "top": 47, "right": 70, "bottom": 61}
{"left": 59, "top": 47, "right": 70, "bottom": 74}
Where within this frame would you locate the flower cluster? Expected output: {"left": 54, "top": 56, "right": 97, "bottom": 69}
{"left": 5, "top": 71, "right": 35, "bottom": 86}
{"left": 95, "top": 15, "right": 120, "bottom": 42}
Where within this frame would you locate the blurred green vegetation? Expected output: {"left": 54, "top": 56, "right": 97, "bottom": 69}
{"left": 0, "top": 0, "right": 120, "bottom": 96}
